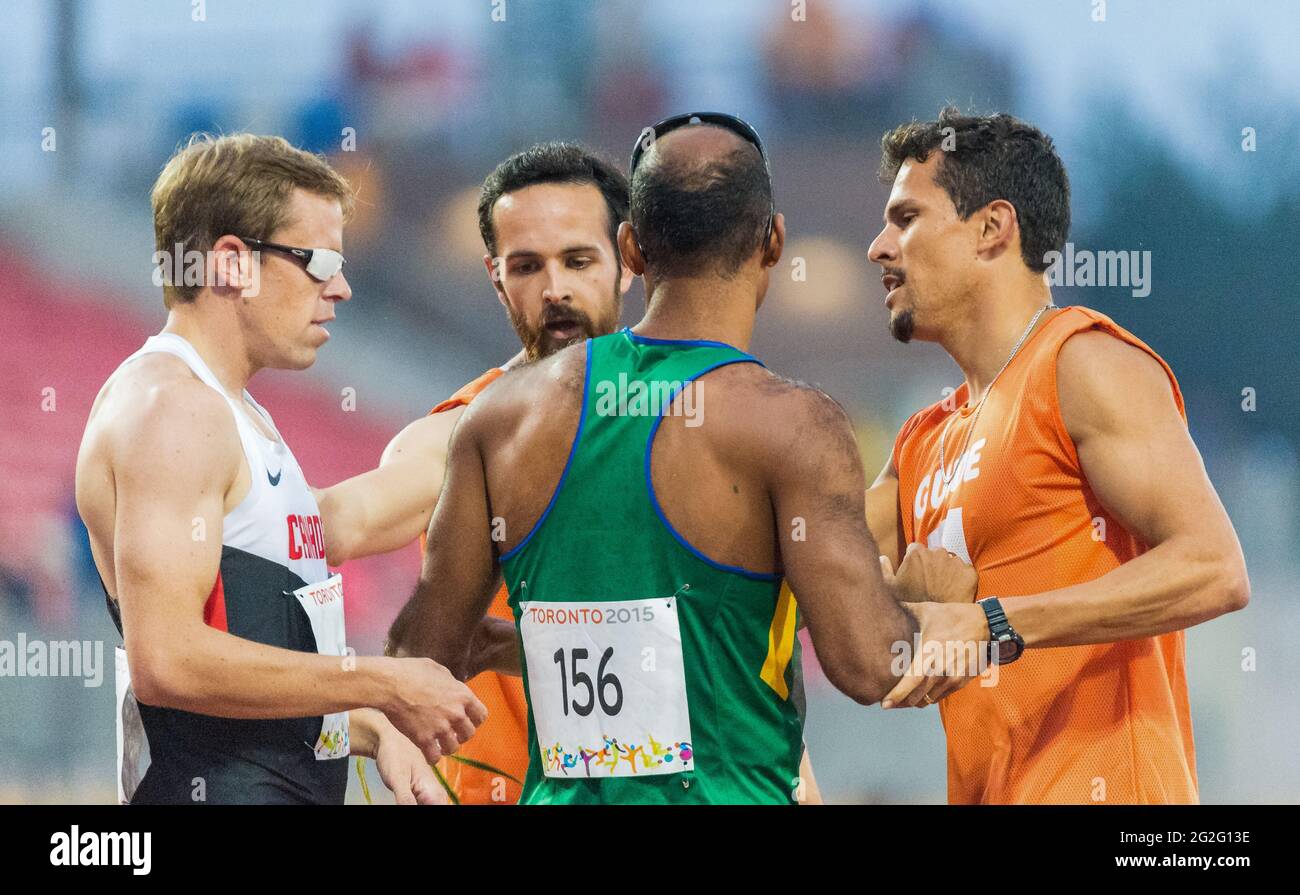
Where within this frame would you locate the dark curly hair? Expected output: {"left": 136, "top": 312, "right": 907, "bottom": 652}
{"left": 879, "top": 107, "right": 1070, "bottom": 272}
{"left": 478, "top": 142, "right": 628, "bottom": 257}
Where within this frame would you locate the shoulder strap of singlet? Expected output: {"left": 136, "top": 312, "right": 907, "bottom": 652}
{"left": 1027, "top": 305, "right": 1187, "bottom": 420}
{"left": 129, "top": 333, "right": 227, "bottom": 394}
{"left": 131, "top": 333, "right": 283, "bottom": 445}
{"left": 133, "top": 333, "right": 276, "bottom": 422}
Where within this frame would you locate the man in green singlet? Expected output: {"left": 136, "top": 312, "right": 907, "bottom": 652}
{"left": 388, "top": 114, "right": 974, "bottom": 804}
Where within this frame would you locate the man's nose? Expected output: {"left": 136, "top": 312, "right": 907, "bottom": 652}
{"left": 868, "top": 227, "right": 895, "bottom": 265}
{"left": 324, "top": 271, "right": 352, "bottom": 303}
{"left": 541, "top": 262, "right": 574, "bottom": 303}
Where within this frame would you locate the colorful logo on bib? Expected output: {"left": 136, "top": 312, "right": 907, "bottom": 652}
{"left": 543, "top": 735, "right": 693, "bottom": 777}
{"left": 313, "top": 718, "right": 350, "bottom": 759}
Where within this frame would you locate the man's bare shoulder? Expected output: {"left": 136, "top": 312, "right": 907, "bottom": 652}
{"left": 705, "top": 362, "right": 855, "bottom": 440}
{"left": 455, "top": 341, "right": 587, "bottom": 437}
{"left": 1057, "top": 327, "right": 1171, "bottom": 383}
{"left": 95, "top": 353, "right": 240, "bottom": 478}
{"left": 1057, "top": 328, "right": 1179, "bottom": 441}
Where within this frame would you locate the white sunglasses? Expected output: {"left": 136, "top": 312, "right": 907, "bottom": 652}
{"left": 240, "top": 236, "right": 346, "bottom": 282}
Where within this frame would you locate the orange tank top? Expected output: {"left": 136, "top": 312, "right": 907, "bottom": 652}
{"left": 892, "top": 306, "right": 1198, "bottom": 804}
{"left": 423, "top": 367, "right": 529, "bottom": 804}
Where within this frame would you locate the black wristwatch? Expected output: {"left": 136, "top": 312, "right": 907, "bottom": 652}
{"left": 978, "top": 597, "right": 1025, "bottom": 665}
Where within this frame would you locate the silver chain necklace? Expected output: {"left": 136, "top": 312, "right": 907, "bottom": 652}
{"left": 936, "top": 303, "right": 1055, "bottom": 485}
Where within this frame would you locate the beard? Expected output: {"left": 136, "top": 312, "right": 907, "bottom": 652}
{"left": 507, "top": 282, "right": 623, "bottom": 361}
{"left": 889, "top": 307, "right": 915, "bottom": 343}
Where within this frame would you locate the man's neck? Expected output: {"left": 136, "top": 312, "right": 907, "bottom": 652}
{"left": 942, "top": 282, "right": 1056, "bottom": 403}
{"left": 162, "top": 308, "right": 257, "bottom": 398}
{"left": 634, "top": 276, "right": 759, "bottom": 352}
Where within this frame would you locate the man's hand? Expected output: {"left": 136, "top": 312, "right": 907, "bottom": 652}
{"left": 380, "top": 657, "right": 488, "bottom": 764}
{"left": 467, "top": 615, "right": 522, "bottom": 678}
{"left": 375, "top": 725, "right": 448, "bottom": 805}
{"left": 881, "top": 601, "right": 989, "bottom": 709}
{"left": 880, "top": 542, "right": 978, "bottom": 603}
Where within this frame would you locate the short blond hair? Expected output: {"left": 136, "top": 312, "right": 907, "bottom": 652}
{"left": 151, "top": 133, "right": 354, "bottom": 307}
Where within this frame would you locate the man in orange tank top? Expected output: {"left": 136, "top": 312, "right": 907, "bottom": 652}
{"left": 860, "top": 108, "right": 1250, "bottom": 804}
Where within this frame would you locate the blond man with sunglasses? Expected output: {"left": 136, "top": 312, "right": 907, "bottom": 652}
{"left": 75, "top": 133, "right": 485, "bottom": 805}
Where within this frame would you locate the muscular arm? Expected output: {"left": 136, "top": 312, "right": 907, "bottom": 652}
{"left": 386, "top": 401, "right": 500, "bottom": 680}
{"left": 865, "top": 458, "right": 903, "bottom": 569}
{"left": 113, "top": 382, "right": 403, "bottom": 718}
{"left": 793, "top": 458, "right": 959, "bottom": 632}
{"left": 762, "top": 386, "right": 918, "bottom": 705}
{"left": 314, "top": 407, "right": 463, "bottom": 565}
{"left": 1002, "top": 331, "right": 1250, "bottom": 647}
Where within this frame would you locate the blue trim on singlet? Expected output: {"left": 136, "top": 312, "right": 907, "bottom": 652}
{"left": 500, "top": 339, "right": 593, "bottom": 563}
{"left": 643, "top": 357, "right": 780, "bottom": 582}
{"left": 621, "top": 326, "right": 764, "bottom": 362}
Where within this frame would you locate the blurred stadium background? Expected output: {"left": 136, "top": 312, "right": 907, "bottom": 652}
{"left": 0, "top": 0, "right": 1296, "bottom": 804}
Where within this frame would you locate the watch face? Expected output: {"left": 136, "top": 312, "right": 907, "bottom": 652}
{"left": 995, "top": 636, "right": 1023, "bottom": 663}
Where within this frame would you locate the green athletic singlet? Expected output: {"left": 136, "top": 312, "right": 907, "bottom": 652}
{"left": 501, "top": 328, "right": 803, "bottom": 805}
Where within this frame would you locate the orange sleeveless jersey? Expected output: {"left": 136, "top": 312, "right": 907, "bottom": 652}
{"left": 892, "top": 306, "right": 1198, "bottom": 804}
{"left": 423, "top": 367, "right": 530, "bottom": 804}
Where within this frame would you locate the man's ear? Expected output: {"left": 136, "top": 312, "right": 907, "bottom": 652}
{"left": 978, "top": 199, "right": 1019, "bottom": 263}
{"left": 209, "top": 234, "right": 256, "bottom": 298}
{"left": 763, "top": 212, "right": 786, "bottom": 269}
{"left": 618, "top": 251, "right": 636, "bottom": 296}
{"left": 618, "top": 221, "right": 646, "bottom": 276}
{"left": 483, "top": 254, "right": 509, "bottom": 309}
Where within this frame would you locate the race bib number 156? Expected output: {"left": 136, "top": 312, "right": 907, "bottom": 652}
{"left": 519, "top": 598, "right": 694, "bottom": 779}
